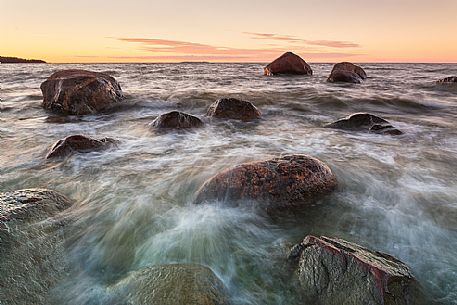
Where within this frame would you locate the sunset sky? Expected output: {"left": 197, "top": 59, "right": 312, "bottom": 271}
{"left": 2, "top": 0, "right": 457, "bottom": 63}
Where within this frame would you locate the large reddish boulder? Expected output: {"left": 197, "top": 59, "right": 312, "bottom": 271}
{"left": 325, "top": 113, "right": 403, "bottom": 135}
{"left": 288, "top": 236, "right": 426, "bottom": 305}
{"left": 195, "top": 154, "right": 337, "bottom": 210}
{"left": 264, "top": 52, "right": 313, "bottom": 76}
{"left": 207, "top": 98, "right": 261, "bottom": 121}
{"left": 40, "top": 70, "right": 124, "bottom": 115}
{"left": 150, "top": 111, "right": 204, "bottom": 129}
{"left": 46, "top": 135, "right": 118, "bottom": 159}
{"left": 327, "top": 62, "right": 367, "bottom": 83}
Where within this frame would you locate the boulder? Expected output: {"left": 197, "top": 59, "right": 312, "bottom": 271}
{"left": 327, "top": 62, "right": 367, "bottom": 83}
{"left": 437, "top": 76, "right": 457, "bottom": 83}
{"left": 325, "top": 113, "right": 403, "bottom": 135}
{"left": 264, "top": 52, "right": 313, "bottom": 76}
{"left": 46, "top": 135, "right": 118, "bottom": 159}
{"left": 0, "top": 189, "right": 72, "bottom": 224}
{"left": 112, "top": 264, "right": 230, "bottom": 305}
{"left": 150, "top": 111, "right": 204, "bottom": 129}
{"left": 40, "top": 69, "right": 123, "bottom": 115}
{"left": 288, "top": 235, "right": 426, "bottom": 305}
{"left": 207, "top": 98, "right": 261, "bottom": 121}
{"left": 195, "top": 154, "right": 337, "bottom": 210}
{"left": 0, "top": 189, "right": 73, "bottom": 305}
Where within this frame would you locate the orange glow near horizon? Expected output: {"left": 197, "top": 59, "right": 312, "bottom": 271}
{"left": 1, "top": 0, "right": 457, "bottom": 63}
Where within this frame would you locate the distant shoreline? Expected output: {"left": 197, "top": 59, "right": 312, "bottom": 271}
{"left": 0, "top": 56, "right": 46, "bottom": 64}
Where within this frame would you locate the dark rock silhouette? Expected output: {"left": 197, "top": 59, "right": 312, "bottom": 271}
{"left": 207, "top": 98, "right": 261, "bottom": 121}
{"left": 328, "top": 62, "right": 367, "bottom": 83}
{"left": 112, "top": 264, "right": 230, "bottom": 305}
{"left": 195, "top": 154, "right": 337, "bottom": 210}
{"left": 0, "top": 56, "right": 46, "bottom": 64}
{"left": 437, "top": 76, "right": 457, "bottom": 83}
{"left": 40, "top": 70, "right": 124, "bottom": 115}
{"left": 150, "top": 111, "right": 204, "bottom": 129}
{"left": 264, "top": 52, "right": 313, "bottom": 76}
{"left": 326, "top": 113, "right": 403, "bottom": 135}
{"left": 46, "top": 135, "right": 118, "bottom": 159}
{"left": 288, "top": 235, "right": 426, "bottom": 305}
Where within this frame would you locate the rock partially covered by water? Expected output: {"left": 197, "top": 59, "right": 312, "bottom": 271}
{"left": 195, "top": 154, "right": 337, "bottom": 210}
{"left": 113, "top": 264, "right": 230, "bottom": 305}
{"left": 437, "top": 76, "right": 457, "bottom": 83}
{"left": 150, "top": 111, "right": 204, "bottom": 129}
{"left": 0, "top": 189, "right": 72, "bottom": 224}
{"left": 327, "top": 62, "right": 367, "bottom": 83}
{"left": 325, "top": 113, "right": 403, "bottom": 135}
{"left": 40, "top": 69, "right": 124, "bottom": 115}
{"left": 0, "top": 189, "right": 73, "bottom": 305}
{"left": 264, "top": 52, "right": 313, "bottom": 76}
{"left": 288, "top": 235, "right": 426, "bottom": 305}
{"left": 46, "top": 135, "right": 118, "bottom": 159}
{"left": 207, "top": 98, "right": 261, "bottom": 121}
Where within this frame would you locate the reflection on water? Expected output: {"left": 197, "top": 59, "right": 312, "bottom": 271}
{"left": 1, "top": 63, "right": 457, "bottom": 304}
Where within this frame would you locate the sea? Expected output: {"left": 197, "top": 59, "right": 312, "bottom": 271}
{"left": 1, "top": 63, "right": 457, "bottom": 304}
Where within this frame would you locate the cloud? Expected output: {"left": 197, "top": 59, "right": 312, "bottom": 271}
{"left": 243, "top": 32, "right": 360, "bottom": 48}
{"left": 114, "top": 36, "right": 360, "bottom": 62}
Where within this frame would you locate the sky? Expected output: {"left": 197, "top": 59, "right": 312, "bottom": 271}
{"left": 1, "top": 0, "right": 457, "bottom": 63}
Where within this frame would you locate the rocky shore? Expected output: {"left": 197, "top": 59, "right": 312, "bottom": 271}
{"left": 1, "top": 56, "right": 454, "bottom": 304}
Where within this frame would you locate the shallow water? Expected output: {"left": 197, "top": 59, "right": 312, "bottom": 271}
{"left": 1, "top": 63, "right": 457, "bottom": 304}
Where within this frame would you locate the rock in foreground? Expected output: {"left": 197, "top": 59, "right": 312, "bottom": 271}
{"left": 325, "top": 113, "right": 403, "bottom": 135}
{"left": 0, "top": 189, "right": 72, "bottom": 224}
{"left": 112, "top": 264, "right": 230, "bottom": 305}
{"left": 46, "top": 135, "right": 118, "bottom": 159}
{"left": 0, "top": 189, "right": 73, "bottom": 305}
{"left": 327, "top": 62, "right": 367, "bottom": 83}
{"left": 437, "top": 76, "right": 457, "bottom": 83}
{"left": 195, "top": 154, "right": 337, "bottom": 210}
{"left": 264, "top": 52, "right": 313, "bottom": 76}
{"left": 150, "top": 111, "right": 204, "bottom": 129}
{"left": 288, "top": 235, "right": 426, "bottom": 305}
{"left": 40, "top": 69, "right": 123, "bottom": 115}
{"left": 207, "top": 97, "right": 261, "bottom": 121}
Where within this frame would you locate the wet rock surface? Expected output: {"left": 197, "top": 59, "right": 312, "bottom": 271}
{"left": 325, "top": 113, "right": 403, "bottom": 135}
{"left": 40, "top": 69, "right": 124, "bottom": 115}
{"left": 150, "top": 111, "right": 204, "bottom": 129}
{"left": 0, "top": 189, "right": 73, "bottom": 305}
{"left": 437, "top": 76, "right": 457, "bottom": 83}
{"left": 46, "top": 134, "right": 118, "bottom": 159}
{"left": 264, "top": 52, "right": 313, "bottom": 76}
{"left": 288, "top": 235, "right": 426, "bottom": 305}
{"left": 207, "top": 97, "right": 261, "bottom": 121}
{"left": 111, "top": 264, "right": 230, "bottom": 305}
{"left": 330, "top": 62, "right": 367, "bottom": 80}
{"left": 195, "top": 154, "right": 337, "bottom": 210}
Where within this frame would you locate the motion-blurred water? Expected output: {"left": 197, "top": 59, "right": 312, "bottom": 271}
{"left": 1, "top": 63, "right": 457, "bottom": 304}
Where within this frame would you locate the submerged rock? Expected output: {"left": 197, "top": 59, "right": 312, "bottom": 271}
{"left": 437, "top": 76, "right": 457, "bottom": 83}
{"left": 288, "top": 235, "right": 426, "bottom": 305}
{"left": 0, "top": 189, "right": 73, "bottom": 305}
{"left": 264, "top": 52, "right": 313, "bottom": 76}
{"left": 0, "top": 189, "right": 72, "bottom": 224}
{"left": 325, "top": 113, "right": 403, "bottom": 135}
{"left": 207, "top": 97, "right": 261, "bottom": 121}
{"left": 195, "top": 154, "right": 337, "bottom": 210}
{"left": 40, "top": 69, "right": 124, "bottom": 115}
{"left": 46, "top": 134, "right": 118, "bottom": 159}
{"left": 112, "top": 264, "right": 230, "bottom": 305}
{"left": 150, "top": 111, "right": 204, "bottom": 129}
